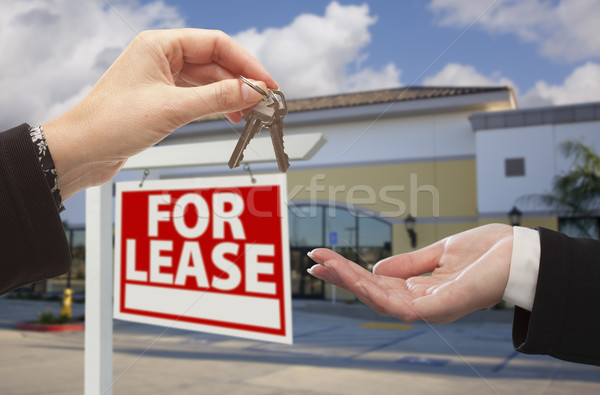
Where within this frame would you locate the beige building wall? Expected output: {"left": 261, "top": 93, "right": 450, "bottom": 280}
{"left": 287, "top": 158, "right": 482, "bottom": 255}
{"left": 287, "top": 159, "right": 477, "bottom": 217}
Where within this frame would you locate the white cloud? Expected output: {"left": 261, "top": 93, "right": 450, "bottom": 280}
{"left": 423, "top": 63, "right": 515, "bottom": 88}
{"left": 0, "top": 1, "right": 403, "bottom": 129}
{"left": 521, "top": 62, "right": 600, "bottom": 107}
{"left": 428, "top": 0, "right": 600, "bottom": 62}
{"left": 346, "top": 63, "right": 402, "bottom": 93}
{"left": 0, "top": 0, "right": 184, "bottom": 130}
{"left": 424, "top": 61, "right": 600, "bottom": 108}
{"left": 233, "top": 1, "right": 402, "bottom": 99}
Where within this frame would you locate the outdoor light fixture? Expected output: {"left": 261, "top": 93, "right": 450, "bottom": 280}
{"left": 508, "top": 206, "right": 522, "bottom": 227}
{"left": 405, "top": 214, "right": 417, "bottom": 248}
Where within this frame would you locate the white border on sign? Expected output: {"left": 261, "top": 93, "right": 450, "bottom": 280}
{"left": 113, "top": 174, "right": 292, "bottom": 344}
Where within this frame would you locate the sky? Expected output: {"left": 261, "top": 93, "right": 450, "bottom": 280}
{"left": 2, "top": 0, "right": 600, "bottom": 130}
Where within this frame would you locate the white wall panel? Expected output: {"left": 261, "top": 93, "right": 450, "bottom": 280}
{"left": 476, "top": 120, "right": 600, "bottom": 214}
{"left": 433, "top": 112, "right": 476, "bottom": 158}
{"left": 476, "top": 125, "right": 555, "bottom": 214}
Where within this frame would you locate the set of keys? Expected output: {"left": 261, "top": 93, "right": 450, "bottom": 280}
{"left": 228, "top": 76, "right": 290, "bottom": 173}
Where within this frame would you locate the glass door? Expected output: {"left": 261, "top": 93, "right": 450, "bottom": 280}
{"left": 290, "top": 247, "right": 324, "bottom": 298}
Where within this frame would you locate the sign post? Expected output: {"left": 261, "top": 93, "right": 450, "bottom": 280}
{"left": 84, "top": 183, "right": 113, "bottom": 394}
{"left": 84, "top": 133, "right": 325, "bottom": 394}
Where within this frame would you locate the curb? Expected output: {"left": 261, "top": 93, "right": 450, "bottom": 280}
{"left": 16, "top": 321, "right": 85, "bottom": 332}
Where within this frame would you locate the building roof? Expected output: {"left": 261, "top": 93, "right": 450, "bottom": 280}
{"left": 470, "top": 101, "right": 600, "bottom": 131}
{"left": 197, "top": 86, "right": 512, "bottom": 122}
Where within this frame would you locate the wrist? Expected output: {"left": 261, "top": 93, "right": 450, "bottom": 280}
{"left": 43, "top": 107, "right": 115, "bottom": 200}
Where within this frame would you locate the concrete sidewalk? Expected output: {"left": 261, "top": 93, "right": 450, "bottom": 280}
{"left": 0, "top": 298, "right": 598, "bottom": 394}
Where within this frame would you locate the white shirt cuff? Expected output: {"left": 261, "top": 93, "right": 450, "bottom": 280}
{"left": 502, "top": 226, "right": 541, "bottom": 312}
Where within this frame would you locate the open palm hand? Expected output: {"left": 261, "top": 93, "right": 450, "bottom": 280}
{"left": 308, "top": 224, "right": 513, "bottom": 323}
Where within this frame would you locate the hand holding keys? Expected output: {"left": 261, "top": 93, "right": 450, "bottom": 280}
{"left": 228, "top": 76, "right": 290, "bottom": 172}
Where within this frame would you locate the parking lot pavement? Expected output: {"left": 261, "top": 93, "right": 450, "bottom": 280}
{"left": 1, "top": 298, "right": 599, "bottom": 394}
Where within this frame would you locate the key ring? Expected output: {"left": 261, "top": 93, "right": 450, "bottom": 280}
{"left": 238, "top": 75, "right": 269, "bottom": 98}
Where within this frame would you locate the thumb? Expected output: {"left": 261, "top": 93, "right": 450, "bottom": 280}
{"left": 373, "top": 242, "right": 443, "bottom": 278}
{"left": 185, "top": 78, "right": 266, "bottom": 120}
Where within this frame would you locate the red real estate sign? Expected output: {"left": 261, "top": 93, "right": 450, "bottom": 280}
{"left": 113, "top": 174, "right": 292, "bottom": 344}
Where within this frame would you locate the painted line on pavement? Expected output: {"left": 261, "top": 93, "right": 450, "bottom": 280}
{"left": 492, "top": 350, "right": 519, "bottom": 373}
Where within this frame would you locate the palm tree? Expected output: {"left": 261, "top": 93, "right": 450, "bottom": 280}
{"left": 519, "top": 140, "right": 600, "bottom": 238}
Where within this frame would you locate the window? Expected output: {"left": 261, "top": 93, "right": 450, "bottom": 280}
{"left": 288, "top": 204, "right": 392, "bottom": 298}
{"left": 288, "top": 204, "right": 392, "bottom": 267}
{"left": 559, "top": 217, "right": 600, "bottom": 239}
{"left": 505, "top": 158, "right": 525, "bottom": 177}
{"left": 289, "top": 205, "right": 324, "bottom": 247}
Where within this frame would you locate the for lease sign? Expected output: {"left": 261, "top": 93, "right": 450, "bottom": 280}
{"left": 113, "top": 174, "right": 292, "bottom": 344}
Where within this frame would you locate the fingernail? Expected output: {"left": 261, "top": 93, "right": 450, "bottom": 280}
{"left": 372, "top": 261, "right": 380, "bottom": 274}
{"left": 372, "top": 256, "right": 391, "bottom": 274}
{"left": 307, "top": 250, "right": 322, "bottom": 265}
{"left": 307, "top": 264, "right": 317, "bottom": 275}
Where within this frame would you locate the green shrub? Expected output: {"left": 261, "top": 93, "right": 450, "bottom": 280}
{"left": 37, "top": 309, "right": 70, "bottom": 324}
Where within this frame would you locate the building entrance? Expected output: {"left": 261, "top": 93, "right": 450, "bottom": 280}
{"left": 287, "top": 204, "right": 392, "bottom": 300}
{"left": 290, "top": 247, "right": 324, "bottom": 298}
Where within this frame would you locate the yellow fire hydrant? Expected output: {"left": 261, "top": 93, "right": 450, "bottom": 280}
{"left": 60, "top": 288, "right": 73, "bottom": 319}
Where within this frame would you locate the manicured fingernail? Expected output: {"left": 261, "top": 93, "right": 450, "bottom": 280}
{"left": 372, "top": 261, "right": 380, "bottom": 274}
{"left": 307, "top": 264, "right": 317, "bottom": 275}
{"left": 307, "top": 250, "right": 322, "bottom": 265}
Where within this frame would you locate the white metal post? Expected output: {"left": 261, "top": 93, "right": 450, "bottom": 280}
{"left": 85, "top": 183, "right": 113, "bottom": 395}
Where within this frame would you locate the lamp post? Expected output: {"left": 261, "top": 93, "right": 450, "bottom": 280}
{"left": 405, "top": 214, "right": 417, "bottom": 248}
{"left": 508, "top": 206, "right": 522, "bottom": 227}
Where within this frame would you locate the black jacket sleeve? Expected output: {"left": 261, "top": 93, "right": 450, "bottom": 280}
{"left": 0, "top": 124, "right": 71, "bottom": 294}
{"left": 512, "top": 227, "right": 600, "bottom": 366}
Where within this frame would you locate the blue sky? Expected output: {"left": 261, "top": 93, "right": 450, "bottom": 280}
{"left": 149, "top": 0, "right": 600, "bottom": 107}
{"left": 1, "top": 0, "right": 599, "bottom": 128}
{"left": 165, "top": 0, "right": 567, "bottom": 89}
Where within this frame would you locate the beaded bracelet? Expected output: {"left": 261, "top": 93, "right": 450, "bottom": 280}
{"left": 29, "top": 125, "right": 65, "bottom": 213}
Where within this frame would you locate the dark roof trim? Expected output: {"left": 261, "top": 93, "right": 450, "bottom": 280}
{"left": 283, "top": 86, "right": 509, "bottom": 113}
{"left": 170, "top": 87, "right": 513, "bottom": 139}
{"left": 470, "top": 101, "right": 600, "bottom": 131}
{"left": 197, "top": 86, "right": 511, "bottom": 122}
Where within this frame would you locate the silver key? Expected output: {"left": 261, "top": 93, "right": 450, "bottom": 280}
{"left": 228, "top": 93, "right": 277, "bottom": 169}
{"left": 267, "top": 90, "right": 290, "bottom": 172}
